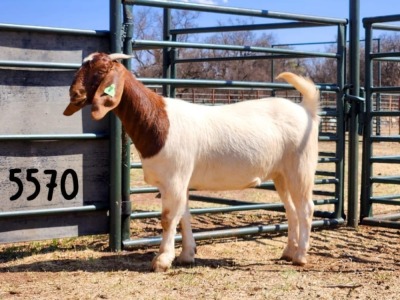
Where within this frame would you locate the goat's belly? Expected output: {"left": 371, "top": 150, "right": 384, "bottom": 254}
{"left": 189, "top": 167, "right": 266, "bottom": 191}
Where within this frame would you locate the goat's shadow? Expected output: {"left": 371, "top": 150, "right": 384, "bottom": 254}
{"left": 0, "top": 237, "right": 257, "bottom": 274}
{"left": 0, "top": 251, "right": 252, "bottom": 274}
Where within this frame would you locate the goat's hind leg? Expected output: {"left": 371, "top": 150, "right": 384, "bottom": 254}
{"left": 289, "top": 186, "right": 314, "bottom": 266}
{"left": 176, "top": 200, "right": 196, "bottom": 265}
{"left": 274, "top": 175, "right": 299, "bottom": 262}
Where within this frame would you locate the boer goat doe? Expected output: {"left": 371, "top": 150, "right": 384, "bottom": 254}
{"left": 64, "top": 52, "right": 320, "bottom": 272}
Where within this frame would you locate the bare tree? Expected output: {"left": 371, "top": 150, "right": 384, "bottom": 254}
{"left": 132, "top": 7, "right": 199, "bottom": 77}
{"left": 376, "top": 33, "right": 400, "bottom": 87}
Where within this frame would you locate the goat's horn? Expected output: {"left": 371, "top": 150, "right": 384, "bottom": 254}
{"left": 108, "top": 53, "right": 134, "bottom": 61}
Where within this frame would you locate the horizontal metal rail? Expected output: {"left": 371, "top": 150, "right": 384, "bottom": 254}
{"left": 318, "top": 157, "right": 340, "bottom": 163}
{"left": 371, "top": 176, "right": 400, "bottom": 184}
{"left": 370, "top": 135, "right": 400, "bottom": 142}
{"left": 316, "top": 171, "right": 336, "bottom": 177}
{"left": 369, "top": 196, "right": 400, "bottom": 205}
{"left": 131, "top": 177, "right": 338, "bottom": 195}
{"left": 371, "top": 86, "right": 400, "bottom": 93}
{"left": 371, "top": 23, "right": 400, "bottom": 32}
{"left": 139, "top": 78, "right": 339, "bottom": 91}
{"left": 130, "top": 187, "right": 159, "bottom": 194}
{"left": 370, "top": 52, "right": 400, "bottom": 59}
{"left": 370, "top": 156, "right": 400, "bottom": 164}
{"left": 122, "top": 218, "right": 345, "bottom": 248}
{"left": 0, "top": 23, "right": 109, "bottom": 36}
{"left": 174, "top": 53, "right": 325, "bottom": 64}
{"left": 371, "top": 111, "right": 400, "bottom": 117}
{"left": 372, "top": 57, "right": 400, "bottom": 62}
{"left": 319, "top": 151, "right": 337, "bottom": 157}
{"left": 130, "top": 198, "right": 338, "bottom": 220}
{"left": 361, "top": 217, "right": 400, "bottom": 229}
{"left": 132, "top": 39, "right": 338, "bottom": 58}
{"left": 125, "top": 0, "right": 347, "bottom": 25}
{"left": 171, "top": 21, "right": 332, "bottom": 35}
{"left": 363, "top": 14, "right": 400, "bottom": 25}
{"left": 319, "top": 134, "right": 339, "bottom": 142}
{"left": 0, "top": 133, "right": 108, "bottom": 141}
{"left": 0, "top": 60, "right": 80, "bottom": 70}
{"left": 0, "top": 203, "right": 109, "bottom": 219}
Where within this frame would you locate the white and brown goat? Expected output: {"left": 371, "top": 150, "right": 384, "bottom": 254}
{"left": 64, "top": 52, "right": 320, "bottom": 272}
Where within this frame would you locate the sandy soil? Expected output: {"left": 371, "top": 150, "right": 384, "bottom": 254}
{"left": 0, "top": 224, "right": 399, "bottom": 300}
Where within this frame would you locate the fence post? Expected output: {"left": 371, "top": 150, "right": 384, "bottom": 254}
{"left": 347, "top": 0, "right": 360, "bottom": 227}
{"left": 109, "top": 0, "right": 123, "bottom": 251}
{"left": 121, "top": 3, "right": 134, "bottom": 243}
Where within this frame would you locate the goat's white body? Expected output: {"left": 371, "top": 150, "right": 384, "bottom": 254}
{"left": 143, "top": 97, "right": 317, "bottom": 191}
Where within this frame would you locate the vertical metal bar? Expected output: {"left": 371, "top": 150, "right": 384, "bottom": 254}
{"left": 360, "top": 24, "right": 373, "bottom": 220}
{"left": 162, "top": 8, "right": 171, "bottom": 97}
{"left": 376, "top": 38, "right": 381, "bottom": 136}
{"left": 347, "top": 0, "right": 360, "bottom": 227}
{"left": 170, "top": 33, "right": 177, "bottom": 98}
{"left": 109, "top": 0, "right": 123, "bottom": 251}
{"left": 121, "top": 4, "right": 134, "bottom": 243}
{"left": 335, "top": 23, "right": 346, "bottom": 219}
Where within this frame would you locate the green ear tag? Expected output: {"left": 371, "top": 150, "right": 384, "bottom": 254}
{"left": 104, "top": 84, "right": 116, "bottom": 97}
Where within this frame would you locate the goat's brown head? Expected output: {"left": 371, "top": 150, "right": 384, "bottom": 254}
{"left": 64, "top": 52, "right": 132, "bottom": 120}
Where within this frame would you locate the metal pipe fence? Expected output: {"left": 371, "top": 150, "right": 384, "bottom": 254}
{"left": 361, "top": 15, "right": 400, "bottom": 229}
{"left": 122, "top": 0, "right": 348, "bottom": 248}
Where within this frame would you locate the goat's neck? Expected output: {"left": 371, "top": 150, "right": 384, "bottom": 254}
{"left": 113, "top": 71, "right": 170, "bottom": 159}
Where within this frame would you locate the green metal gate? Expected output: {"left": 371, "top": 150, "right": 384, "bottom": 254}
{"left": 120, "top": 0, "right": 348, "bottom": 248}
{"left": 361, "top": 14, "right": 400, "bottom": 228}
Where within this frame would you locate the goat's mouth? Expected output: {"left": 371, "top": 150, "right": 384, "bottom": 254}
{"left": 63, "top": 97, "right": 88, "bottom": 116}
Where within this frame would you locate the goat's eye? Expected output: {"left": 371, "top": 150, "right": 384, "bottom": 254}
{"left": 97, "top": 69, "right": 107, "bottom": 76}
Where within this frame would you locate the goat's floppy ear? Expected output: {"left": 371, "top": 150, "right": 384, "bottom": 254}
{"left": 91, "top": 63, "right": 125, "bottom": 120}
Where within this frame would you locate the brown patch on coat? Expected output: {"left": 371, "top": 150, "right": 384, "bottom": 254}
{"left": 113, "top": 65, "right": 170, "bottom": 159}
{"left": 66, "top": 52, "right": 170, "bottom": 159}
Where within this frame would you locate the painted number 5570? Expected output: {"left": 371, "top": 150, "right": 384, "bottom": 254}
{"left": 9, "top": 168, "right": 79, "bottom": 201}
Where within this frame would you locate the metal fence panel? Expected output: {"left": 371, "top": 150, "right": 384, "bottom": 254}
{"left": 0, "top": 26, "right": 111, "bottom": 243}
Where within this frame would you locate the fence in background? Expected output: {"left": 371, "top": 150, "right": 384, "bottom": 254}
{"left": 361, "top": 15, "right": 400, "bottom": 229}
{"left": 121, "top": 0, "right": 347, "bottom": 248}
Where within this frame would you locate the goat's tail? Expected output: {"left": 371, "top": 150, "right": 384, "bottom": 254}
{"left": 276, "top": 72, "right": 319, "bottom": 119}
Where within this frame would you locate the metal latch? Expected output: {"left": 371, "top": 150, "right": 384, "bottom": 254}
{"left": 343, "top": 85, "right": 365, "bottom": 135}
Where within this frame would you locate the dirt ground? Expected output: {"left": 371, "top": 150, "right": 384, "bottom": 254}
{"left": 1, "top": 141, "right": 399, "bottom": 299}
{"left": 0, "top": 224, "right": 399, "bottom": 300}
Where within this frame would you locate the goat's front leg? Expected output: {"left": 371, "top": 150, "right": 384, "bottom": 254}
{"left": 152, "top": 188, "right": 188, "bottom": 272}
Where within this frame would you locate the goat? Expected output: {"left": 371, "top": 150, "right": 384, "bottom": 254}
{"left": 64, "top": 52, "right": 320, "bottom": 272}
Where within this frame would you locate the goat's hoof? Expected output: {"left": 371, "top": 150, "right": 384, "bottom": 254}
{"left": 177, "top": 246, "right": 196, "bottom": 265}
{"left": 151, "top": 254, "right": 173, "bottom": 272}
{"left": 280, "top": 254, "right": 293, "bottom": 262}
{"left": 176, "top": 253, "right": 196, "bottom": 266}
{"left": 280, "top": 247, "right": 296, "bottom": 262}
{"left": 292, "top": 253, "right": 307, "bottom": 266}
